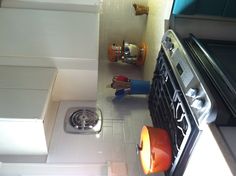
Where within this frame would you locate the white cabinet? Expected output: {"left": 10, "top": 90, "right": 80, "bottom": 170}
{"left": 0, "top": 8, "right": 99, "bottom": 60}
{"left": 1, "top": 0, "right": 101, "bottom": 13}
{"left": 0, "top": 66, "right": 56, "bottom": 155}
{"left": 0, "top": 8, "right": 99, "bottom": 101}
{"left": 0, "top": 66, "right": 55, "bottom": 89}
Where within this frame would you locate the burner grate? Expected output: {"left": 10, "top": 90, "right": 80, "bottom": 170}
{"left": 149, "top": 51, "right": 195, "bottom": 175}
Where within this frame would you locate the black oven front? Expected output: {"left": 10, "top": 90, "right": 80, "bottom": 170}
{"left": 184, "top": 35, "right": 236, "bottom": 126}
{"left": 148, "top": 29, "right": 233, "bottom": 176}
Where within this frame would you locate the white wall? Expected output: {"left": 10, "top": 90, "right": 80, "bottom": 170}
{"left": 99, "top": 0, "right": 148, "bottom": 61}
{"left": 99, "top": 0, "right": 173, "bottom": 81}
{"left": 142, "top": 0, "right": 173, "bottom": 80}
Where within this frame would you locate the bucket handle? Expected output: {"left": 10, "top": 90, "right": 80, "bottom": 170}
{"left": 136, "top": 142, "right": 143, "bottom": 155}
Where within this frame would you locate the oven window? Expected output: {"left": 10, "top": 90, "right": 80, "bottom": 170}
{"left": 205, "top": 44, "right": 236, "bottom": 86}
{"left": 176, "top": 63, "right": 183, "bottom": 76}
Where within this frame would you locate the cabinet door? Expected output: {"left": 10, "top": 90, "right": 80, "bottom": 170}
{"left": 0, "top": 66, "right": 56, "bottom": 155}
{"left": 1, "top": 0, "right": 100, "bottom": 13}
{"left": 0, "top": 119, "right": 47, "bottom": 155}
{"left": 223, "top": 0, "right": 236, "bottom": 17}
{"left": 0, "top": 66, "right": 56, "bottom": 119}
{"left": 0, "top": 66, "right": 55, "bottom": 90}
{"left": 0, "top": 8, "right": 99, "bottom": 60}
{"left": 172, "top": 0, "right": 197, "bottom": 15}
{"left": 0, "top": 89, "right": 49, "bottom": 120}
{"left": 173, "top": 0, "right": 236, "bottom": 18}
{"left": 196, "top": 0, "right": 226, "bottom": 16}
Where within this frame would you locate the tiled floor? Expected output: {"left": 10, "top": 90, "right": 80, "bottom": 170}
{"left": 97, "top": 0, "right": 173, "bottom": 175}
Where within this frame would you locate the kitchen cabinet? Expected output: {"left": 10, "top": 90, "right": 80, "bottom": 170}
{"left": 172, "top": 0, "right": 236, "bottom": 18}
{"left": 0, "top": 8, "right": 99, "bottom": 60}
{"left": 0, "top": 66, "right": 55, "bottom": 90}
{"left": 0, "top": 7, "right": 99, "bottom": 101}
{"left": 1, "top": 0, "right": 100, "bottom": 13}
{"left": 223, "top": 0, "right": 236, "bottom": 17}
{"left": 0, "top": 0, "right": 99, "bottom": 158}
{"left": 172, "top": 0, "right": 197, "bottom": 15}
{"left": 0, "top": 66, "right": 56, "bottom": 155}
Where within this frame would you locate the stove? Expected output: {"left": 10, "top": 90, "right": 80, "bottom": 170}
{"left": 149, "top": 30, "right": 219, "bottom": 176}
{"left": 149, "top": 51, "right": 199, "bottom": 176}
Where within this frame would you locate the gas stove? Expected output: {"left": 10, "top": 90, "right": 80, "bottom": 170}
{"left": 149, "top": 28, "right": 236, "bottom": 175}
{"left": 149, "top": 52, "right": 199, "bottom": 176}
{"left": 149, "top": 29, "right": 218, "bottom": 176}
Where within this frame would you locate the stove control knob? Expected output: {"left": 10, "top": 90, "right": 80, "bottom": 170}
{"left": 186, "top": 88, "right": 198, "bottom": 98}
{"left": 166, "top": 42, "right": 174, "bottom": 51}
{"left": 165, "top": 36, "right": 171, "bottom": 42}
{"left": 169, "top": 43, "right": 175, "bottom": 51}
{"left": 191, "top": 98, "right": 204, "bottom": 110}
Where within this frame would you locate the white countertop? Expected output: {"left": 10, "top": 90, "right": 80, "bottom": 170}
{"left": 184, "top": 124, "right": 236, "bottom": 176}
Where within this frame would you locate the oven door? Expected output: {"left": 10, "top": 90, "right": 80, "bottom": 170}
{"left": 184, "top": 35, "right": 236, "bottom": 126}
{"left": 149, "top": 48, "right": 200, "bottom": 176}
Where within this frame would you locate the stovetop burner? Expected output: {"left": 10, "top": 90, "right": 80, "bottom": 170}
{"left": 64, "top": 107, "right": 102, "bottom": 134}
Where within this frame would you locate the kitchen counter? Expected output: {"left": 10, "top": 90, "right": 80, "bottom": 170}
{"left": 183, "top": 124, "right": 236, "bottom": 176}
